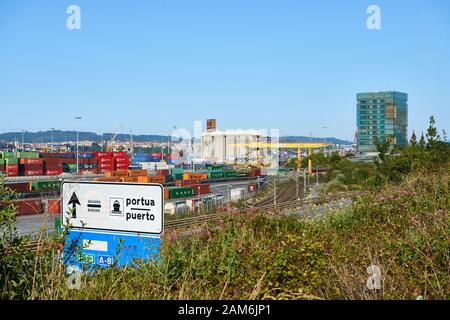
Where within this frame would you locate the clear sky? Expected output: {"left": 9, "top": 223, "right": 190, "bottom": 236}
{"left": 0, "top": 0, "right": 449, "bottom": 141}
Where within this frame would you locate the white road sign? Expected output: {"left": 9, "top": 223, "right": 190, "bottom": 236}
{"left": 62, "top": 181, "right": 164, "bottom": 234}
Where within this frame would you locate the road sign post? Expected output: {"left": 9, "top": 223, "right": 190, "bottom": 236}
{"left": 61, "top": 181, "right": 164, "bottom": 271}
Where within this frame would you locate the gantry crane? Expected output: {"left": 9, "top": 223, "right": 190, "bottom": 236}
{"left": 229, "top": 142, "right": 331, "bottom": 173}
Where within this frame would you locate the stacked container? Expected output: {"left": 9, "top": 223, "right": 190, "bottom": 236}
{"left": 113, "top": 152, "right": 130, "bottom": 171}
{"left": 20, "top": 158, "right": 44, "bottom": 176}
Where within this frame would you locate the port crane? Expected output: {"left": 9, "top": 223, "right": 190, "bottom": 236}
{"left": 229, "top": 142, "right": 331, "bottom": 173}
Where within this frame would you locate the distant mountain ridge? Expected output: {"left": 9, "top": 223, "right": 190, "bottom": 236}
{"left": 280, "top": 136, "right": 353, "bottom": 145}
{"left": 0, "top": 130, "right": 353, "bottom": 145}
{"left": 0, "top": 130, "right": 170, "bottom": 143}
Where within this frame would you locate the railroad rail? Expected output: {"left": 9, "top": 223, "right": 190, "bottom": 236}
{"left": 10, "top": 191, "right": 363, "bottom": 254}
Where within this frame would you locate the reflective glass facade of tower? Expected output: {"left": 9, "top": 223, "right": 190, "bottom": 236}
{"left": 356, "top": 91, "right": 408, "bottom": 153}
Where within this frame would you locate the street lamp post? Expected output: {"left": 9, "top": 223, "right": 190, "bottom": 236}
{"left": 50, "top": 128, "right": 55, "bottom": 152}
{"left": 21, "top": 130, "right": 25, "bottom": 152}
{"left": 75, "top": 117, "right": 82, "bottom": 174}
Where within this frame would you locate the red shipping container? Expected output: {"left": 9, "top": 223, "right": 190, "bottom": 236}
{"left": 112, "top": 152, "right": 127, "bottom": 158}
{"left": 115, "top": 164, "right": 129, "bottom": 170}
{"left": 156, "top": 169, "right": 169, "bottom": 176}
{"left": 98, "top": 158, "right": 114, "bottom": 164}
{"left": 5, "top": 164, "right": 19, "bottom": 176}
{"left": 21, "top": 164, "right": 44, "bottom": 170}
{"left": 151, "top": 153, "right": 162, "bottom": 158}
{"left": 47, "top": 199, "right": 60, "bottom": 215}
{"left": 5, "top": 182, "right": 30, "bottom": 193}
{"left": 114, "top": 157, "right": 129, "bottom": 163}
{"left": 62, "top": 159, "right": 77, "bottom": 164}
{"left": 44, "top": 158, "right": 62, "bottom": 164}
{"left": 94, "top": 152, "right": 112, "bottom": 158}
{"left": 20, "top": 158, "right": 44, "bottom": 165}
{"left": 45, "top": 164, "right": 63, "bottom": 170}
{"left": 39, "top": 153, "right": 62, "bottom": 158}
{"left": 24, "top": 170, "right": 43, "bottom": 176}
{"left": 45, "top": 169, "right": 63, "bottom": 175}
{"left": 15, "top": 199, "right": 43, "bottom": 216}
{"left": 191, "top": 184, "right": 211, "bottom": 195}
{"left": 175, "top": 179, "right": 202, "bottom": 186}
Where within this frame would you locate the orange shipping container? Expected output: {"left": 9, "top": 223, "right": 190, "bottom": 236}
{"left": 182, "top": 173, "right": 207, "bottom": 180}
{"left": 128, "top": 169, "right": 148, "bottom": 177}
{"left": 105, "top": 170, "right": 129, "bottom": 177}
{"left": 164, "top": 188, "right": 169, "bottom": 200}
{"left": 47, "top": 199, "right": 61, "bottom": 215}
{"left": 20, "top": 158, "right": 44, "bottom": 165}
{"left": 96, "top": 177, "right": 121, "bottom": 182}
{"left": 121, "top": 176, "right": 138, "bottom": 182}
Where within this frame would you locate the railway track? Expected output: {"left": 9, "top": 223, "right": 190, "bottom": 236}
{"left": 11, "top": 191, "right": 362, "bottom": 254}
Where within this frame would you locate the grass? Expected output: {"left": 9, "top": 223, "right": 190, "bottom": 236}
{"left": 0, "top": 167, "right": 448, "bottom": 300}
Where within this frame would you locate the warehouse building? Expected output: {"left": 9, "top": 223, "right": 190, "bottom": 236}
{"left": 201, "top": 119, "right": 272, "bottom": 166}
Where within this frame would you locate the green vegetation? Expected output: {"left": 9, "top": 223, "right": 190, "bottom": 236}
{"left": 0, "top": 115, "right": 448, "bottom": 300}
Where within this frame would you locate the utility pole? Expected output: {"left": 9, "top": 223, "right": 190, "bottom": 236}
{"left": 21, "top": 130, "right": 25, "bottom": 152}
{"left": 75, "top": 116, "right": 82, "bottom": 174}
{"left": 296, "top": 173, "right": 299, "bottom": 200}
{"left": 51, "top": 128, "right": 55, "bottom": 152}
{"left": 273, "top": 179, "right": 277, "bottom": 206}
{"left": 316, "top": 165, "right": 319, "bottom": 185}
{"left": 303, "top": 169, "right": 307, "bottom": 196}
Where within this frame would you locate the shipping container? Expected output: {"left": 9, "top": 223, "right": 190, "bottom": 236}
{"left": 208, "top": 171, "right": 224, "bottom": 179}
{"left": 95, "top": 177, "right": 121, "bottom": 182}
{"left": 5, "top": 164, "right": 19, "bottom": 176}
{"left": 164, "top": 188, "right": 169, "bottom": 200}
{"left": 224, "top": 170, "right": 237, "bottom": 178}
{"left": 136, "top": 175, "right": 166, "bottom": 183}
{"left": 19, "top": 158, "right": 43, "bottom": 165}
{"left": 121, "top": 176, "right": 138, "bottom": 182}
{"left": 5, "top": 158, "right": 18, "bottom": 165}
{"left": 182, "top": 172, "right": 208, "bottom": 180}
{"left": 191, "top": 184, "right": 211, "bottom": 195}
{"left": 5, "top": 182, "right": 30, "bottom": 193}
{"left": 93, "top": 152, "right": 112, "bottom": 158}
{"left": 45, "top": 170, "right": 63, "bottom": 175}
{"left": 31, "top": 180, "right": 60, "bottom": 191}
{"left": 156, "top": 169, "right": 169, "bottom": 176}
{"left": 128, "top": 169, "right": 148, "bottom": 177}
{"left": 47, "top": 199, "right": 61, "bottom": 215}
{"left": 207, "top": 165, "right": 224, "bottom": 171}
{"left": 168, "top": 187, "right": 195, "bottom": 199}
{"left": 17, "top": 152, "right": 40, "bottom": 159}
{"left": 175, "top": 179, "right": 203, "bottom": 186}
{"left": 15, "top": 199, "right": 43, "bottom": 216}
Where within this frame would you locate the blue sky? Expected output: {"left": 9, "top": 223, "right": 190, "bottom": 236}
{"left": 0, "top": 0, "right": 449, "bottom": 140}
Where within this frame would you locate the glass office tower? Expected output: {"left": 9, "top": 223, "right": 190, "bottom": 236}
{"left": 356, "top": 91, "right": 408, "bottom": 153}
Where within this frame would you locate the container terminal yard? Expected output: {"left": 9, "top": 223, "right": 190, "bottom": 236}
{"left": 1, "top": 145, "right": 328, "bottom": 237}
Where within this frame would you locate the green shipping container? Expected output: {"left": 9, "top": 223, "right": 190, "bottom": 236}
{"left": 31, "top": 180, "right": 60, "bottom": 191}
{"left": 1, "top": 152, "right": 16, "bottom": 158}
{"left": 17, "top": 152, "right": 40, "bottom": 159}
{"left": 0, "top": 159, "right": 5, "bottom": 165}
{"left": 208, "top": 171, "right": 224, "bottom": 179}
{"left": 224, "top": 171, "right": 237, "bottom": 178}
{"left": 169, "top": 187, "right": 194, "bottom": 199}
{"left": 5, "top": 158, "right": 18, "bottom": 165}
{"left": 172, "top": 173, "right": 183, "bottom": 180}
{"left": 207, "top": 165, "right": 224, "bottom": 172}
{"left": 171, "top": 168, "right": 184, "bottom": 174}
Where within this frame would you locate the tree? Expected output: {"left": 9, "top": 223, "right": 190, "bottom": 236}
{"left": 409, "top": 130, "right": 417, "bottom": 147}
{"left": 375, "top": 136, "right": 391, "bottom": 162}
{"left": 426, "top": 115, "right": 440, "bottom": 149}
{"left": 419, "top": 132, "right": 426, "bottom": 149}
